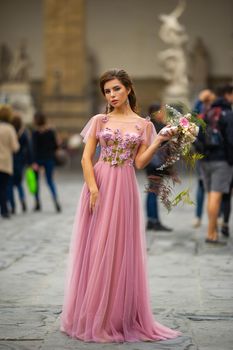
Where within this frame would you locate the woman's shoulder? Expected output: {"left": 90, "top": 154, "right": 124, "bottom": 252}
{"left": 47, "top": 127, "right": 56, "bottom": 134}
{"left": 90, "top": 113, "right": 152, "bottom": 126}
{"left": 0, "top": 122, "right": 15, "bottom": 132}
{"left": 135, "top": 115, "right": 150, "bottom": 121}
{"left": 84, "top": 114, "right": 109, "bottom": 126}
{"left": 91, "top": 113, "right": 107, "bottom": 122}
{"left": 34, "top": 128, "right": 52, "bottom": 140}
{"left": 35, "top": 127, "right": 55, "bottom": 134}
{"left": 134, "top": 115, "right": 153, "bottom": 126}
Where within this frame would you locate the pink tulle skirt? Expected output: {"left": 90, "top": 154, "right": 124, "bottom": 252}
{"left": 60, "top": 161, "right": 181, "bottom": 342}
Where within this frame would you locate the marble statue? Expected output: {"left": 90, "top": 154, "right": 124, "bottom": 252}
{"left": 158, "top": 0, "right": 190, "bottom": 106}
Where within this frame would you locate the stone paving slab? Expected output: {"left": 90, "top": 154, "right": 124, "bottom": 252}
{"left": 0, "top": 170, "right": 233, "bottom": 349}
{"left": 0, "top": 306, "right": 59, "bottom": 340}
{"left": 0, "top": 342, "right": 43, "bottom": 350}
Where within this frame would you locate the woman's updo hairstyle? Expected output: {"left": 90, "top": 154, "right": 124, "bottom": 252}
{"left": 99, "top": 69, "right": 138, "bottom": 113}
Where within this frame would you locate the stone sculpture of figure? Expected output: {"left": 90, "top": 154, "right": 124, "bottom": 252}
{"left": 158, "top": 48, "right": 189, "bottom": 96}
{"left": 158, "top": 0, "right": 189, "bottom": 105}
{"left": 0, "top": 43, "right": 12, "bottom": 82}
{"left": 10, "top": 41, "right": 31, "bottom": 82}
{"left": 159, "top": 0, "right": 188, "bottom": 47}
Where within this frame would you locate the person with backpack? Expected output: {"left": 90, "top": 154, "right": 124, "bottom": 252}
{"left": 196, "top": 85, "right": 233, "bottom": 244}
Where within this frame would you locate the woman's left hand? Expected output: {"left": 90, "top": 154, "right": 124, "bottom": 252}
{"left": 157, "top": 125, "right": 178, "bottom": 143}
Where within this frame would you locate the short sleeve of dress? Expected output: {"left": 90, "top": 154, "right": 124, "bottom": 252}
{"left": 141, "top": 121, "right": 157, "bottom": 146}
{"left": 80, "top": 115, "right": 101, "bottom": 143}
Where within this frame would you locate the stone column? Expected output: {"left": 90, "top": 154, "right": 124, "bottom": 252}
{"left": 43, "top": 0, "right": 91, "bottom": 132}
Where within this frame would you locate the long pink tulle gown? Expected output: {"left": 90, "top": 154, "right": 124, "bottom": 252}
{"left": 60, "top": 114, "right": 181, "bottom": 342}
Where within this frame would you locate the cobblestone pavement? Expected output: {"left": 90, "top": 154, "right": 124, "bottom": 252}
{"left": 0, "top": 169, "right": 233, "bottom": 350}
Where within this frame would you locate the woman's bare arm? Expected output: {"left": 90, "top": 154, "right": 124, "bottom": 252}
{"left": 135, "top": 129, "right": 176, "bottom": 169}
{"left": 81, "top": 137, "right": 99, "bottom": 211}
{"left": 134, "top": 138, "right": 162, "bottom": 169}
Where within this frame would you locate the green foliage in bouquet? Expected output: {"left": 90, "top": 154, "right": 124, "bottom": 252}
{"left": 189, "top": 113, "right": 206, "bottom": 131}
{"left": 171, "top": 188, "right": 195, "bottom": 208}
{"left": 147, "top": 104, "right": 206, "bottom": 211}
{"left": 182, "top": 145, "right": 204, "bottom": 169}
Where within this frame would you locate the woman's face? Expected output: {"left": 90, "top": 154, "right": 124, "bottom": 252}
{"left": 103, "top": 78, "right": 130, "bottom": 110}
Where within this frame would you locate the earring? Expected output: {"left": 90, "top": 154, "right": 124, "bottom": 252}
{"left": 125, "top": 97, "right": 129, "bottom": 106}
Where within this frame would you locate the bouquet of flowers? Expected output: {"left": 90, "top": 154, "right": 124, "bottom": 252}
{"left": 147, "top": 104, "right": 205, "bottom": 211}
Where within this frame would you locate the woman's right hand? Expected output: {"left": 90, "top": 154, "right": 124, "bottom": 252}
{"left": 89, "top": 188, "right": 99, "bottom": 213}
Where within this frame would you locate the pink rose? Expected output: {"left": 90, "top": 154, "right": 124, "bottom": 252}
{"left": 179, "top": 117, "right": 190, "bottom": 128}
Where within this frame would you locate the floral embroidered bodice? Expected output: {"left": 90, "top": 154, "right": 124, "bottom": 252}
{"left": 80, "top": 114, "right": 156, "bottom": 167}
{"left": 99, "top": 115, "right": 156, "bottom": 167}
{"left": 99, "top": 127, "right": 142, "bottom": 166}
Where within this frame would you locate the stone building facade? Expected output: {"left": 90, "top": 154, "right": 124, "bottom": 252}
{"left": 0, "top": 0, "right": 232, "bottom": 131}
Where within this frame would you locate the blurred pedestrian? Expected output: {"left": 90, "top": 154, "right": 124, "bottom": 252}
{"left": 7, "top": 114, "right": 32, "bottom": 214}
{"left": 220, "top": 178, "right": 233, "bottom": 237}
{"left": 192, "top": 89, "right": 216, "bottom": 228}
{"left": 0, "top": 105, "right": 19, "bottom": 218}
{"left": 145, "top": 103, "right": 172, "bottom": 231}
{"left": 193, "top": 89, "right": 216, "bottom": 115}
{"left": 197, "top": 85, "right": 233, "bottom": 243}
{"left": 32, "top": 112, "right": 61, "bottom": 212}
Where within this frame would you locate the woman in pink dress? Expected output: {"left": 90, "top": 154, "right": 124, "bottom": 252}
{"left": 60, "top": 69, "right": 181, "bottom": 342}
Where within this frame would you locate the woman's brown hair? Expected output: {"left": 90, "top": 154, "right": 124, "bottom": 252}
{"left": 0, "top": 105, "right": 13, "bottom": 123}
{"left": 99, "top": 69, "right": 138, "bottom": 113}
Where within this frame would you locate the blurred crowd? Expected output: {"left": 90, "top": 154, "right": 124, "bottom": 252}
{"left": 145, "top": 84, "right": 233, "bottom": 243}
{"left": 193, "top": 85, "right": 233, "bottom": 243}
{"left": 0, "top": 106, "right": 61, "bottom": 219}
{"left": 1, "top": 84, "right": 233, "bottom": 243}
